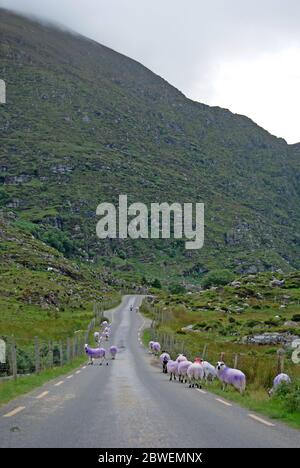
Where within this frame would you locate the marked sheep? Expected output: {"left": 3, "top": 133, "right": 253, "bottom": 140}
{"left": 167, "top": 360, "right": 179, "bottom": 381}
{"left": 202, "top": 360, "right": 217, "bottom": 383}
{"left": 187, "top": 358, "right": 204, "bottom": 388}
{"left": 268, "top": 373, "right": 291, "bottom": 396}
{"left": 178, "top": 360, "right": 192, "bottom": 383}
{"left": 109, "top": 345, "right": 118, "bottom": 360}
{"left": 84, "top": 344, "right": 108, "bottom": 366}
{"left": 148, "top": 341, "right": 155, "bottom": 353}
{"left": 216, "top": 361, "right": 246, "bottom": 394}
{"left": 159, "top": 352, "right": 170, "bottom": 373}
{"left": 94, "top": 331, "right": 100, "bottom": 344}
{"left": 176, "top": 354, "right": 187, "bottom": 363}
{"left": 151, "top": 342, "right": 161, "bottom": 356}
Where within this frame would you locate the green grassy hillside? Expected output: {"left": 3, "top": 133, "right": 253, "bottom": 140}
{"left": 0, "top": 8, "right": 300, "bottom": 283}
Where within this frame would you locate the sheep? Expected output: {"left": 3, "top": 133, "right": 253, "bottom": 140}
{"left": 148, "top": 341, "right": 155, "bottom": 353}
{"left": 201, "top": 360, "right": 217, "bottom": 383}
{"left": 167, "top": 360, "right": 179, "bottom": 381}
{"left": 94, "top": 331, "right": 100, "bottom": 344}
{"left": 216, "top": 361, "right": 246, "bottom": 394}
{"left": 151, "top": 342, "right": 161, "bottom": 356}
{"left": 84, "top": 344, "right": 108, "bottom": 366}
{"left": 109, "top": 345, "right": 118, "bottom": 360}
{"left": 187, "top": 358, "right": 204, "bottom": 388}
{"left": 159, "top": 352, "right": 170, "bottom": 373}
{"left": 176, "top": 354, "right": 187, "bottom": 363}
{"left": 268, "top": 373, "right": 291, "bottom": 396}
{"left": 178, "top": 360, "right": 192, "bottom": 383}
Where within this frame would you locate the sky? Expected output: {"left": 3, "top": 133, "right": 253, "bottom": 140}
{"left": 1, "top": 0, "right": 300, "bottom": 143}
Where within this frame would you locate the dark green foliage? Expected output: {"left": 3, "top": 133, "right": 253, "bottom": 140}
{"left": 152, "top": 278, "right": 162, "bottom": 289}
{"left": 202, "top": 269, "right": 235, "bottom": 288}
{"left": 169, "top": 283, "right": 186, "bottom": 294}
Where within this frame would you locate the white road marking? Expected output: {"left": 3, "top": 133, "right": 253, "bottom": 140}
{"left": 82, "top": 366, "right": 87, "bottom": 369}
{"left": 3, "top": 406, "right": 26, "bottom": 418}
{"left": 36, "top": 391, "right": 49, "bottom": 399}
{"left": 75, "top": 370, "right": 81, "bottom": 374}
{"left": 54, "top": 381, "right": 64, "bottom": 387}
{"left": 216, "top": 398, "right": 232, "bottom": 407}
{"left": 197, "top": 389, "right": 207, "bottom": 394}
{"left": 248, "top": 414, "right": 275, "bottom": 427}
{"left": 67, "top": 375, "right": 73, "bottom": 379}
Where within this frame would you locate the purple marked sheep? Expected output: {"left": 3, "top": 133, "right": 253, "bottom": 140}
{"left": 85, "top": 344, "right": 108, "bottom": 366}
{"left": 268, "top": 373, "right": 291, "bottom": 396}
{"left": 109, "top": 345, "right": 118, "bottom": 360}
{"left": 178, "top": 360, "right": 192, "bottom": 383}
{"left": 148, "top": 341, "right": 154, "bottom": 353}
{"left": 159, "top": 352, "right": 170, "bottom": 373}
{"left": 187, "top": 358, "right": 204, "bottom": 388}
{"left": 167, "top": 360, "right": 179, "bottom": 381}
{"left": 151, "top": 342, "right": 161, "bottom": 356}
{"left": 216, "top": 361, "right": 246, "bottom": 394}
{"left": 176, "top": 354, "right": 187, "bottom": 363}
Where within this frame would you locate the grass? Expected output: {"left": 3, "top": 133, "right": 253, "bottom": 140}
{"left": 199, "top": 381, "right": 300, "bottom": 430}
{"left": 0, "top": 356, "right": 86, "bottom": 407}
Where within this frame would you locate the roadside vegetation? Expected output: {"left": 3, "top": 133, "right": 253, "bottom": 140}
{"left": 142, "top": 270, "right": 300, "bottom": 427}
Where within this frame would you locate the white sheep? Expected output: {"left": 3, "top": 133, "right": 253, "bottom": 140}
{"left": 187, "top": 358, "right": 204, "bottom": 388}
{"left": 268, "top": 373, "right": 291, "bottom": 396}
{"left": 201, "top": 360, "right": 217, "bottom": 383}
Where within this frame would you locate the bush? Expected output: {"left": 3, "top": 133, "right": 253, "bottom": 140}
{"left": 292, "top": 314, "right": 300, "bottom": 322}
{"left": 152, "top": 278, "right": 162, "bottom": 289}
{"left": 201, "top": 269, "right": 235, "bottom": 288}
{"left": 274, "top": 381, "right": 300, "bottom": 413}
{"left": 169, "top": 283, "right": 185, "bottom": 294}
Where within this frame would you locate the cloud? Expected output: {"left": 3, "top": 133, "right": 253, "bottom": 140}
{"left": 1, "top": 0, "right": 300, "bottom": 142}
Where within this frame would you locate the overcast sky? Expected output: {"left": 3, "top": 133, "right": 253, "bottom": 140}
{"left": 1, "top": 0, "right": 300, "bottom": 143}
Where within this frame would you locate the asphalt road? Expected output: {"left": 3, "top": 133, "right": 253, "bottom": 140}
{"left": 0, "top": 295, "right": 299, "bottom": 448}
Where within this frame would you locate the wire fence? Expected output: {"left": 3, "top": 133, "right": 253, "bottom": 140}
{"left": 0, "top": 296, "right": 121, "bottom": 381}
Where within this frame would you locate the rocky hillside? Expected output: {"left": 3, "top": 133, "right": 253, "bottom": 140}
{"left": 1, "top": 9, "right": 300, "bottom": 281}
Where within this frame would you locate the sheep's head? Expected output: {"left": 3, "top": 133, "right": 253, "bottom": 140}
{"left": 216, "top": 361, "right": 225, "bottom": 371}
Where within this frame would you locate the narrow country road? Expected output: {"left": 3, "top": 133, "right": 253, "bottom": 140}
{"left": 0, "top": 295, "right": 299, "bottom": 448}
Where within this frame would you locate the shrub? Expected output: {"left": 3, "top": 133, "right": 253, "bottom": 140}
{"left": 201, "top": 269, "right": 235, "bottom": 288}
{"left": 169, "top": 283, "right": 185, "bottom": 294}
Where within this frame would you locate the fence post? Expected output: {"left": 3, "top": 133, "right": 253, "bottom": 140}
{"left": 34, "top": 336, "right": 40, "bottom": 374}
{"left": 220, "top": 351, "right": 225, "bottom": 361}
{"left": 67, "top": 338, "right": 71, "bottom": 362}
{"left": 233, "top": 353, "right": 239, "bottom": 369}
{"left": 10, "top": 336, "right": 17, "bottom": 380}
{"left": 59, "top": 341, "right": 63, "bottom": 366}
{"left": 48, "top": 341, "right": 53, "bottom": 368}
{"left": 202, "top": 344, "right": 207, "bottom": 360}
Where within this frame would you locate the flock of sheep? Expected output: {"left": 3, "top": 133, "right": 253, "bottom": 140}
{"left": 149, "top": 341, "right": 292, "bottom": 396}
{"left": 84, "top": 320, "right": 118, "bottom": 365}
{"left": 83, "top": 303, "right": 292, "bottom": 397}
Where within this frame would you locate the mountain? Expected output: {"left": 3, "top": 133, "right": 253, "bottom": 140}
{"left": 1, "top": 8, "right": 300, "bottom": 284}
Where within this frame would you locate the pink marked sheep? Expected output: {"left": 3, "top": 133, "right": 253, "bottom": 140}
{"left": 187, "top": 358, "right": 204, "bottom": 388}
{"left": 216, "top": 361, "right": 246, "bottom": 394}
